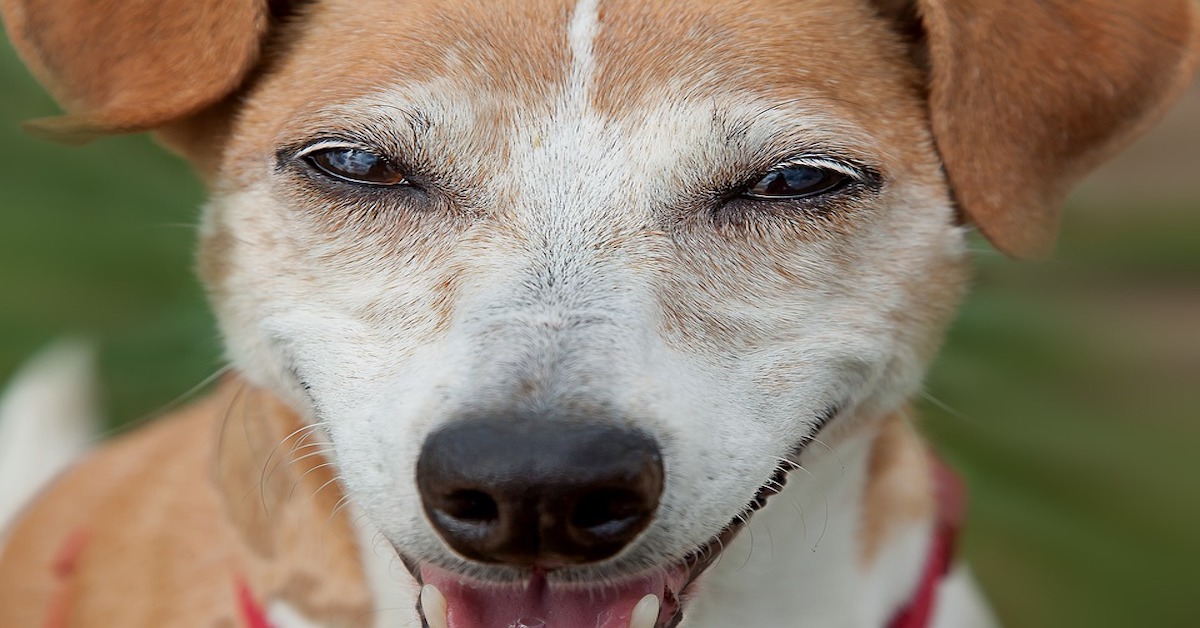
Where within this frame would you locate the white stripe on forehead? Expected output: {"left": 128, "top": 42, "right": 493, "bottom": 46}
{"left": 567, "top": 0, "right": 601, "bottom": 103}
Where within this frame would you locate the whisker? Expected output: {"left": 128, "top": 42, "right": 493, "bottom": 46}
{"left": 811, "top": 496, "right": 830, "bottom": 553}
{"left": 792, "top": 498, "right": 808, "bottom": 542}
{"left": 214, "top": 380, "right": 251, "bottom": 471}
{"left": 311, "top": 473, "right": 343, "bottom": 499}
{"left": 766, "top": 455, "right": 815, "bottom": 481}
{"left": 919, "top": 390, "right": 979, "bottom": 425}
{"left": 259, "top": 422, "right": 327, "bottom": 498}
{"left": 287, "top": 439, "right": 331, "bottom": 456}
{"left": 328, "top": 494, "right": 355, "bottom": 523}
{"left": 736, "top": 514, "right": 755, "bottom": 572}
{"left": 96, "top": 364, "right": 234, "bottom": 442}
{"left": 289, "top": 448, "right": 336, "bottom": 466}
{"left": 286, "top": 426, "right": 328, "bottom": 456}
{"left": 287, "top": 461, "right": 339, "bottom": 501}
{"left": 807, "top": 436, "right": 836, "bottom": 455}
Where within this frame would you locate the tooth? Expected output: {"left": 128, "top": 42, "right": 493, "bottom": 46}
{"left": 629, "top": 594, "right": 660, "bottom": 628}
{"left": 421, "top": 584, "right": 449, "bottom": 628}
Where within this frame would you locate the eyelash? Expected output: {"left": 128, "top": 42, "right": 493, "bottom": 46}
{"left": 772, "top": 156, "right": 865, "bottom": 179}
{"left": 295, "top": 140, "right": 376, "bottom": 158}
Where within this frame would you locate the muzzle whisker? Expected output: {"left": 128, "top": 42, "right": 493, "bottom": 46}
{"left": 327, "top": 493, "right": 354, "bottom": 524}
{"left": 214, "top": 380, "right": 251, "bottom": 472}
{"left": 809, "top": 496, "right": 831, "bottom": 553}
{"left": 309, "top": 473, "right": 344, "bottom": 501}
{"left": 735, "top": 512, "right": 756, "bottom": 571}
{"left": 791, "top": 498, "right": 808, "bottom": 542}
{"left": 807, "top": 436, "right": 836, "bottom": 456}
{"left": 258, "top": 422, "right": 327, "bottom": 498}
{"left": 285, "top": 428, "right": 328, "bottom": 456}
{"left": 101, "top": 364, "right": 236, "bottom": 443}
{"left": 918, "top": 390, "right": 980, "bottom": 425}
{"left": 285, "top": 461, "right": 339, "bottom": 501}
{"left": 287, "top": 447, "right": 336, "bottom": 467}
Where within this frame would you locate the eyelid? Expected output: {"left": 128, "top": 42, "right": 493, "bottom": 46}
{"left": 770, "top": 156, "right": 866, "bottom": 181}
{"left": 294, "top": 139, "right": 380, "bottom": 160}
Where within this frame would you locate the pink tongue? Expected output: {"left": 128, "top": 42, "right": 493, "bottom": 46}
{"left": 421, "top": 566, "right": 670, "bottom": 628}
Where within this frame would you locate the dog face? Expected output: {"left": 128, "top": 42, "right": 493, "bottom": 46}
{"left": 200, "top": 0, "right": 967, "bottom": 615}
{"left": 4, "top": 0, "right": 1196, "bottom": 625}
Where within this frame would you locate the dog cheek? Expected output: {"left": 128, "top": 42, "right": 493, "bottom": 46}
{"left": 633, "top": 355, "right": 788, "bottom": 546}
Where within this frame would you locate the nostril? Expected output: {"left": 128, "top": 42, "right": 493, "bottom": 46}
{"left": 442, "top": 489, "right": 500, "bottom": 523}
{"left": 571, "top": 488, "right": 647, "bottom": 535}
{"left": 417, "top": 417, "right": 663, "bottom": 565}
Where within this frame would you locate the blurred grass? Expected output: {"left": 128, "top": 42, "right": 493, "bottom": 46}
{"left": 0, "top": 34, "right": 221, "bottom": 426}
{"left": 2, "top": 29, "right": 1199, "bottom": 628}
{"left": 921, "top": 86, "right": 1200, "bottom": 625}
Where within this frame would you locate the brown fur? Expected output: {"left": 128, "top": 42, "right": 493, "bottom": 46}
{"left": 916, "top": 0, "right": 1200, "bottom": 258}
{"left": 0, "top": 381, "right": 372, "bottom": 627}
{"left": 0, "top": 0, "right": 269, "bottom": 143}
{"left": 859, "top": 412, "right": 935, "bottom": 565}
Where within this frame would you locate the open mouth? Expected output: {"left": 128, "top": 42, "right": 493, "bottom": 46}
{"left": 407, "top": 465, "right": 791, "bottom": 628}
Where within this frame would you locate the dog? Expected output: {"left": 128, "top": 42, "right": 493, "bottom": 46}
{"left": 1, "top": 0, "right": 1197, "bottom": 626}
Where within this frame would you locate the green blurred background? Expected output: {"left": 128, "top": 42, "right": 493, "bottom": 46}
{"left": 2, "top": 29, "right": 1198, "bottom": 628}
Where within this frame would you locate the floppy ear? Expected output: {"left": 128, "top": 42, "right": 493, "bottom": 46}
{"left": 882, "top": 0, "right": 1200, "bottom": 258}
{"left": 0, "top": 0, "right": 271, "bottom": 144}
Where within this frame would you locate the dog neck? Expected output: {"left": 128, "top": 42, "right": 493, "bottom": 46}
{"left": 667, "top": 413, "right": 938, "bottom": 628}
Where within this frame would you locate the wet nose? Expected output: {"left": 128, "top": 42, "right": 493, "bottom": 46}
{"left": 416, "top": 417, "right": 664, "bottom": 566}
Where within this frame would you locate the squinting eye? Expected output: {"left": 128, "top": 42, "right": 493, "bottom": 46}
{"left": 743, "top": 164, "right": 850, "bottom": 200}
{"left": 304, "top": 147, "right": 406, "bottom": 186}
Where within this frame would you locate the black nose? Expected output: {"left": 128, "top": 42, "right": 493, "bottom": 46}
{"left": 416, "top": 417, "right": 664, "bottom": 567}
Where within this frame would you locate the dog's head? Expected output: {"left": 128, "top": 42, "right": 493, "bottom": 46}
{"left": 5, "top": 0, "right": 1197, "bottom": 626}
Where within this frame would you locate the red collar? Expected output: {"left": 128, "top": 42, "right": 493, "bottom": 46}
{"left": 237, "top": 578, "right": 273, "bottom": 628}
{"left": 886, "top": 456, "right": 967, "bottom": 628}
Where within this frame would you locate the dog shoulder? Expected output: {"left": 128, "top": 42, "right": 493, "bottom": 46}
{"left": 0, "top": 387, "right": 238, "bottom": 625}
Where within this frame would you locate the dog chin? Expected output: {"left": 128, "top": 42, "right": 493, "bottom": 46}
{"left": 398, "top": 466, "right": 789, "bottom": 628}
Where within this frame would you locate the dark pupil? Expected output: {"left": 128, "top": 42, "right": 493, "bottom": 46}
{"left": 748, "top": 166, "right": 842, "bottom": 198}
{"left": 311, "top": 148, "right": 403, "bottom": 185}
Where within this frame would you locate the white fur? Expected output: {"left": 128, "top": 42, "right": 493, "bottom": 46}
{"left": 0, "top": 340, "right": 97, "bottom": 534}
{"left": 355, "top": 508, "right": 421, "bottom": 626}
{"left": 267, "top": 601, "right": 324, "bottom": 628}
{"left": 684, "top": 429, "right": 919, "bottom": 627}
{"left": 862, "top": 522, "right": 936, "bottom": 626}
{"left": 931, "top": 565, "right": 1001, "bottom": 628}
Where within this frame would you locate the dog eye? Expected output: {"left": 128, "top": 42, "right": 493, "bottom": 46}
{"left": 743, "top": 163, "right": 851, "bottom": 200}
{"left": 304, "top": 147, "right": 406, "bottom": 186}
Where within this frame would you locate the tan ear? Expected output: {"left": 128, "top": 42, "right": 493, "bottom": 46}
{"left": 1, "top": 0, "right": 270, "bottom": 144}
{"left": 906, "top": 0, "right": 1200, "bottom": 258}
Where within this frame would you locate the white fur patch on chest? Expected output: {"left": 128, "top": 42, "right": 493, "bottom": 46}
{"left": 266, "top": 600, "right": 324, "bottom": 628}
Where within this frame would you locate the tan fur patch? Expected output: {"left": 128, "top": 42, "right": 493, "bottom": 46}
{"left": 859, "top": 411, "right": 935, "bottom": 566}
{"left": 0, "top": 380, "right": 372, "bottom": 627}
